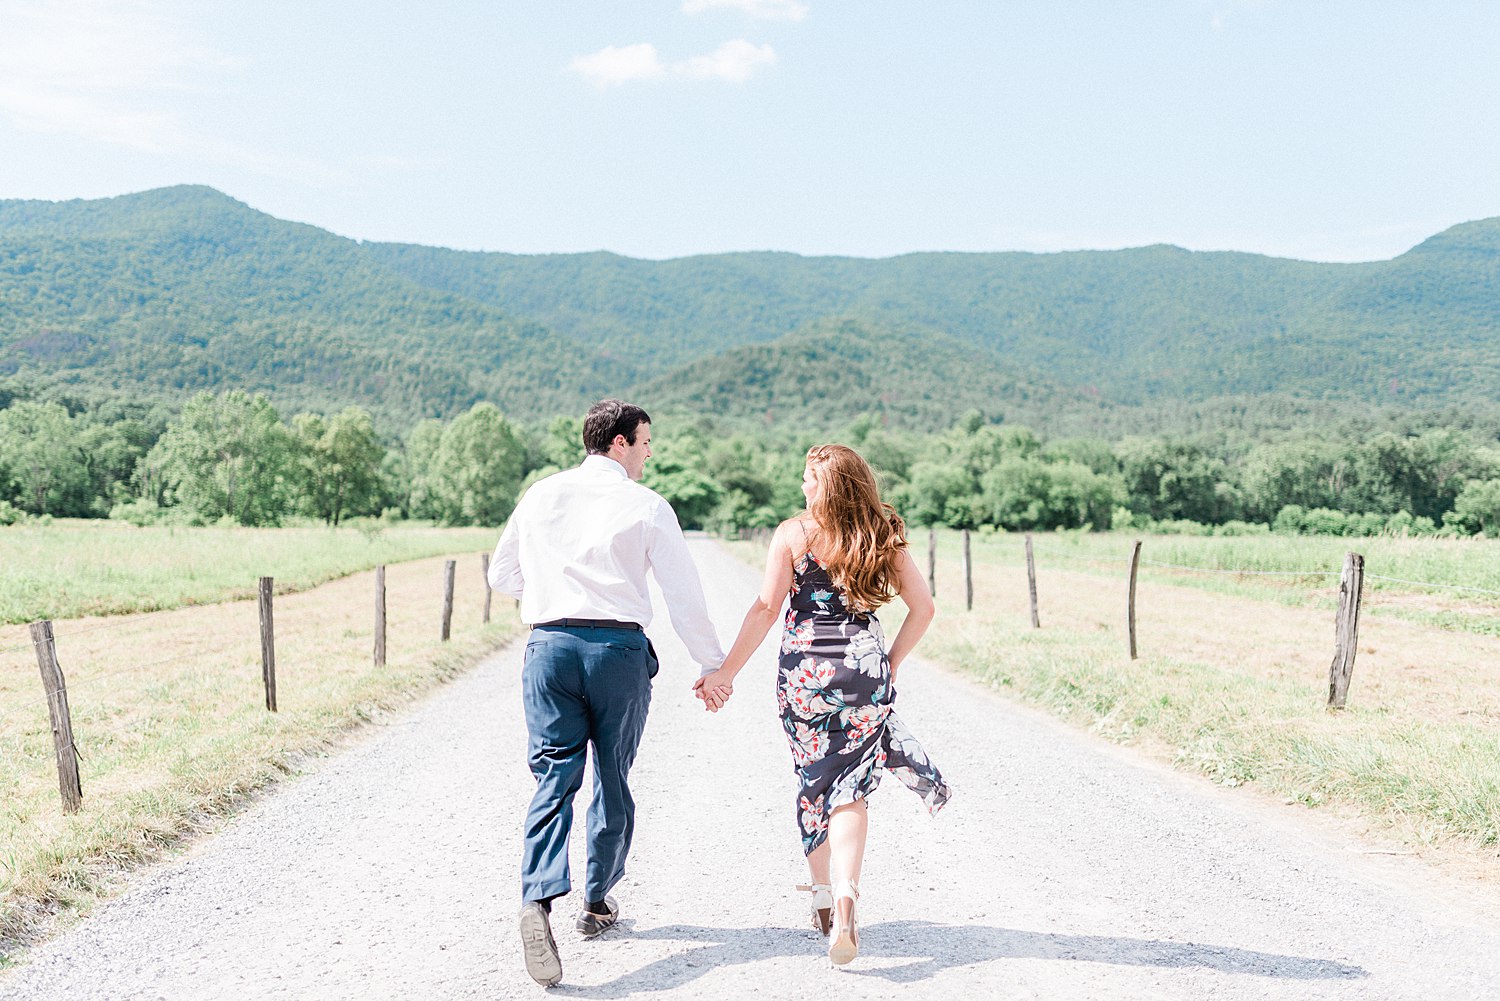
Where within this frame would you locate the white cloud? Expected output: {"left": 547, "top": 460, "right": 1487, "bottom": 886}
{"left": 570, "top": 39, "right": 776, "bottom": 88}
{"left": 568, "top": 43, "right": 667, "bottom": 88}
{"left": 0, "top": 0, "right": 341, "bottom": 183}
{"left": 675, "top": 40, "right": 777, "bottom": 83}
{"left": 682, "top": 0, "right": 809, "bottom": 22}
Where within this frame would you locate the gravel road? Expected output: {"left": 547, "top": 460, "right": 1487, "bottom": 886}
{"left": 5, "top": 536, "right": 1500, "bottom": 1000}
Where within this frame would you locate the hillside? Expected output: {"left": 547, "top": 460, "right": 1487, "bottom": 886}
{"left": 636, "top": 316, "right": 1109, "bottom": 431}
{"left": 2, "top": 185, "right": 1498, "bottom": 431}
{"left": 0, "top": 186, "right": 604, "bottom": 424}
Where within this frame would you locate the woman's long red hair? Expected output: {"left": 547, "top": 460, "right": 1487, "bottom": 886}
{"left": 804, "top": 444, "right": 907, "bottom": 611}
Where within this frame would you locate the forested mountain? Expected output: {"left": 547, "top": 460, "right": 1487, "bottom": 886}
{"left": 635, "top": 317, "right": 1111, "bottom": 431}
{"left": 2, "top": 185, "right": 1497, "bottom": 432}
{"left": 0, "top": 186, "right": 605, "bottom": 424}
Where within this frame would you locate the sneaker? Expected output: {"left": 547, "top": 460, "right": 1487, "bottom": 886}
{"left": 574, "top": 896, "right": 619, "bottom": 938}
{"left": 518, "top": 901, "right": 562, "bottom": 987}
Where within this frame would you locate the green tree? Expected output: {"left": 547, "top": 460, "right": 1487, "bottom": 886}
{"left": 149, "top": 390, "right": 295, "bottom": 525}
{"left": 0, "top": 401, "right": 92, "bottom": 515}
{"left": 402, "top": 419, "right": 446, "bottom": 520}
{"left": 538, "top": 415, "right": 585, "bottom": 469}
{"left": 980, "top": 457, "right": 1124, "bottom": 530}
{"left": 1116, "top": 437, "right": 1238, "bottom": 523}
{"left": 895, "top": 461, "right": 982, "bottom": 528}
{"left": 642, "top": 440, "right": 721, "bottom": 530}
{"left": 1239, "top": 438, "right": 1352, "bottom": 521}
{"left": 293, "top": 407, "right": 386, "bottom": 525}
{"left": 1451, "top": 479, "right": 1500, "bottom": 536}
{"left": 428, "top": 403, "right": 525, "bottom": 526}
{"left": 79, "top": 417, "right": 158, "bottom": 513}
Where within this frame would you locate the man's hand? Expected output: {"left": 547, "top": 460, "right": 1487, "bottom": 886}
{"left": 692, "top": 670, "right": 734, "bottom": 713}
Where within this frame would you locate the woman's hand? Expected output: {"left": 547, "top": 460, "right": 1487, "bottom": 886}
{"left": 692, "top": 670, "right": 735, "bottom": 712}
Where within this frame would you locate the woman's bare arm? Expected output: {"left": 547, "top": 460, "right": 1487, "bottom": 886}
{"left": 693, "top": 520, "right": 796, "bottom": 697}
{"left": 886, "top": 548, "right": 935, "bottom": 681}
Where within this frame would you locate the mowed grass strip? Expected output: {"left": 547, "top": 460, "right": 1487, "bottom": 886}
{"left": 0, "top": 520, "right": 499, "bottom": 625}
{"left": 725, "top": 533, "right": 1500, "bottom": 864}
{"left": 1002, "top": 529, "right": 1500, "bottom": 634}
{"left": 0, "top": 546, "right": 515, "bottom": 956}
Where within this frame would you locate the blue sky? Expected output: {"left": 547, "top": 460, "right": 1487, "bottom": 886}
{"left": 1, "top": 1, "right": 1497, "bottom": 262}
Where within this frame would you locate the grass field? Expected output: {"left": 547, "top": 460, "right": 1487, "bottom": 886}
{"left": 728, "top": 529, "right": 1500, "bottom": 878}
{"left": 0, "top": 519, "right": 500, "bottom": 625}
{"left": 1004, "top": 529, "right": 1500, "bottom": 634}
{"left": 0, "top": 524, "right": 515, "bottom": 958}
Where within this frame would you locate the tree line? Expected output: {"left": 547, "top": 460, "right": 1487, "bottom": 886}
{"left": 3, "top": 392, "right": 1500, "bottom": 537}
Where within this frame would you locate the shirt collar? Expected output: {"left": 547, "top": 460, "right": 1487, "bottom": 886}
{"left": 582, "top": 454, "right": 629, "bottom": 479}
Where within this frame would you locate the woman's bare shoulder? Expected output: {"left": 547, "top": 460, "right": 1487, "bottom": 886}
{"left": 778, "top": 516, "right": 816, "bottom": 558}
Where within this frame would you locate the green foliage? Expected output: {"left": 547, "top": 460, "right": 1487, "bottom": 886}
{"left": 4, "top": 186, "right": 1500, "bottom": 539}
{"left": 0, "top": 499, "right": 26, "bottom": 525}
{"left": 0, "top": 186, "right": 602, "bottom": 429}
{"left": 148, "top": 390, "right": 296, "bottom": 526}
{"left": 0, "top": 401, "right": 90, "bottom": 515}
{"left": 641, "top": 452, "right": 721, "bottom": 530}
{"left": 1451, "top": 479, "right": 1500, "bottom": 536}
{"left": 978, "top": 457, "right": 1124, "bottom": 530}
{"left": 401, "top": 419, "right": 446, "bottom": 520}
{"left": 292, "top": 406, "right": 385, "bottom": 526}
{"left": 1269, "top": 505, "right": 1439, "bottom": 537}
{"left": 424, "top": 403, "right": 525, "bottom": 527}
{"left": 1116, "top": 437, "right": 1238, "bottom": 523}
{"left": 6, "top": 186, "right": 1500, "bottom": 437}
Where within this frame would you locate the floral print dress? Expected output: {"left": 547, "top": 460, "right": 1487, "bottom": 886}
{"left": 779, "top": 549, "right": 952, "bottom": 855}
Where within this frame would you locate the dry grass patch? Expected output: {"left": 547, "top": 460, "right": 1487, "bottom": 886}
{"left": 0, "top": 553, "right": 516, "bottom": 957}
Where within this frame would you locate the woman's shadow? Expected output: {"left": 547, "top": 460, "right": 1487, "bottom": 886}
{"left": 551, "top": 918, "right": 1368, "bottom": 996}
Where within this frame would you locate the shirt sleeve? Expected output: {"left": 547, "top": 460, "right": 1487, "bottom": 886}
{"left": 487, "top": 512, "right": 524, "bottom": 599}
{"left": 645, "top": 500, "right": 726, "bottom": 672}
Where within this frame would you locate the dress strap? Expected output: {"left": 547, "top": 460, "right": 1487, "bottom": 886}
{"left": 789, "top": 518, "right": 811, "bottom": 588}
{"left": 793, "top": 518, "right": 813, "bottom": 565}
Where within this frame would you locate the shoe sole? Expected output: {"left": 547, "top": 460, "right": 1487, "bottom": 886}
{"left": 829, "top": 929, "right": 858, "bottom": 966}
{"left": 519, "top": 907, "right": 562, "bottom": 987}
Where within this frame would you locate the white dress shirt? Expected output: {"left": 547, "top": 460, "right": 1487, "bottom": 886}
{"left": 487, "top": 455, "right": 726, "bottom": 672}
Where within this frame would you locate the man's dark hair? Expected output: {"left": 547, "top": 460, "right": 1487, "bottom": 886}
{"left": 583, "top": 399, "right": 651, "bottom": 454}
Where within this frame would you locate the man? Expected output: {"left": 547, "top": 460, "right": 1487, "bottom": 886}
{"left": 487, "top": 399, "right": 727, "bottom": 988}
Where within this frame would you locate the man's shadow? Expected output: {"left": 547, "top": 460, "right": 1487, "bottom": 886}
{"left": 550, "top": 918, "right": 1368, "bottom": 996}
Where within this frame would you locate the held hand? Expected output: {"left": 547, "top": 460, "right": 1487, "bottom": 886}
{"left": 692, "top": 670, "right": 735, "bottom": 713}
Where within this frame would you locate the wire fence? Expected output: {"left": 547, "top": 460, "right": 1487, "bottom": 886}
{"left": 1018, "top": 541, "right": 1498, "bottom": 597}
{"left": 1, "top": 553, "right": 507, "bottom": 817}
{"left": 744, "top": 528, "right": 1499, "bottom": 713}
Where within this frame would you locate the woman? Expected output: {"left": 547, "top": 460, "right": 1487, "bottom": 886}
{"left": 695, "top": 444, "right": 951, "bottom": 965}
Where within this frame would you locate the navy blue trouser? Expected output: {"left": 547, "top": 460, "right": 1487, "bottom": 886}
{"left": 520, "top": 625, "right": 656, "bottom": 904}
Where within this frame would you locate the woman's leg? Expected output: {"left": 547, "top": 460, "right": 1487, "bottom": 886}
{"left": 826, "top": 799, "right": 867, "bottom": 962}
{"left": 828, "top": 799, "right": 868, "bottom": 888}
{"left": 806, "top": 839, "right": 831, "bottom": 885}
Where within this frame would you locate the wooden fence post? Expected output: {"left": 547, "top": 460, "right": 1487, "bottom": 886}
{"left": 1025, "top": 533, "right": 1040, "bottom": 628}
{"left": 962, "top": 529, "right": 973, "bottom": 611}
{"left": 1127, "top": 540, "right": 1142, "bottom": 660}
{"left": 259, "top": 577, "right": 277, "bottom": 711}
{"left": 441, "top": 559, "right": 456, "bottom": 641}
{"left": 374, "top": 565, "right": 387, "bottom": 668}
{"left": 480, "top": 553, "right": 493, "bottom": 625}
{"left": 30, "top": 621, "right": 82, "bottom": 814}
{"left": 927, "top": 527, "right": 937, "bottom": 597}
{"left": 1327, "top": 551, "right": 1365, "bottom": 709}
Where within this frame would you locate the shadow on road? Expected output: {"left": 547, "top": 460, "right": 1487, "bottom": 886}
{"left": 550, "top": 919, "right": 1367, "bottom": 996}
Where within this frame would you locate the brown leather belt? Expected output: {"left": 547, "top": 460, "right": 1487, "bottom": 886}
{"left": 532, "top": 618, "right": 642, "bottom": 631}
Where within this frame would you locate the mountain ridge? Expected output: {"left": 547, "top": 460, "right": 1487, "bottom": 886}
{"left": 2, "top": 185, "right": 1497, "bottom": 432}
